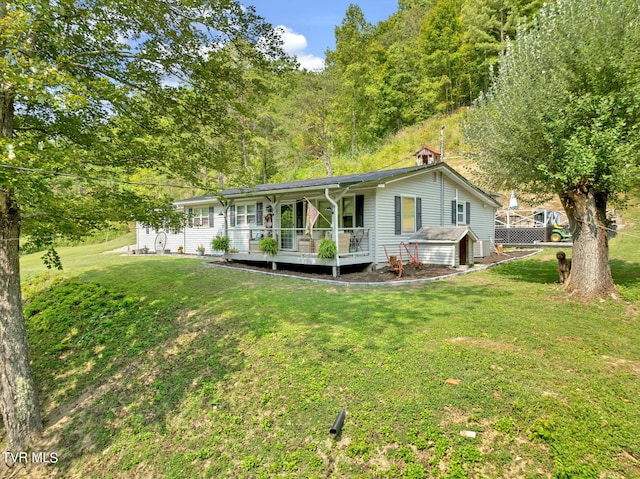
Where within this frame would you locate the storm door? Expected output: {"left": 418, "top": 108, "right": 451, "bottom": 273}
{"left": 280, "top": 203, "right": 294, "bottom": 250}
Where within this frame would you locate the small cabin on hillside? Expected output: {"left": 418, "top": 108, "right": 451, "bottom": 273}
{"left": 136, "top": 162, "right": 501, "bottom": 276}
{"left": 415, "top": 145, "right": 442, "bottom": 165}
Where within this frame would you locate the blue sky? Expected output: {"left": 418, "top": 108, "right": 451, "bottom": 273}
{"left": 243, "top": 1, "right": 399, "bottom": 70}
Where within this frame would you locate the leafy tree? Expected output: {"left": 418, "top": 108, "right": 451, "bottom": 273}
{"left": 326, "top": 4, "right": 378, "bottom": 155}
{"left": 464, "top": 0, "right": 640, "bottom": 298}
{"left": 462, "top": 0, "right": 542, "bottom": 93}
{"left": 291, "top": 71, "right": 337, "bottom": 176}
{"left": 416, "top": 0, "right": 463, "bottom": 113}
{"left": 463, "top": 0, "right": 542, "bottom": 58}
{"left": 374, "top": 11, "right": 422, "bottom": 127}
{"left": 0, "top": 0, "right": 286, "bottom": 449}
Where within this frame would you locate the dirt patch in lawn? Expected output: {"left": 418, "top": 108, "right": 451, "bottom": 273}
{"left": 209, "top": 250, "right": 538, "bottom": 284}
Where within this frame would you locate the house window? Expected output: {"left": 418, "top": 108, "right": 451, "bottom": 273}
{"left": 236, "top": 204, "right": 257, "bottom": 226}
{"left": 451, "top": 200, "right": 471, "bottom": 225}
{"left": 189, "top": 207, "right": 214, "bottom": 227}
{"left": 457, "top": 202, "right": 466, "bottom": 225}
{"left": 402, "top": 197, "right": 415, "bottom": 233}
{"left": 395, "top": 196, "right": 422, "bottom": 234}
{"left": 342, "top": 196, "right": 354, "bottom": 228}
{"left": 195, "top": 207, "right": 209, "bottom": 227}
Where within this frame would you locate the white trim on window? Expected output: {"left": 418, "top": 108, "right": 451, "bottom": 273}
{"left": 401, "top": 196, "right": 417, "bottom": 234}
{"left": 235, "top": 203, "right": 257, "bottom": 226}
{"left": 190, "top": 207, "right": 213, "bottom": 227}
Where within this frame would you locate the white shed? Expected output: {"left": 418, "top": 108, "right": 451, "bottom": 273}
{"left": 407, "top": 226, "right": 479, "bottom": 267}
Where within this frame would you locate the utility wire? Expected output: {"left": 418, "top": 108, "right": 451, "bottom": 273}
{"left": 0, "top": 164, "right": 215, "bottom": 191}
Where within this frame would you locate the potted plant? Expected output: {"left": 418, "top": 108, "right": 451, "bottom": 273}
{"left": 259, "top": 237, "right": 278, "bottom": 255}
{"left": 211, "top": 235, "right": 230, "bottom": 253}
{"left": 196, "top": 245, "right": 205, "bottom": 256}
{"left": 317, "top": 239, "right": 336, "bottom": 259}
{"left": 141, "top": 245, "right": 149, "bottom": 254}
{"left": 177, "top": 246, "right": 184, "bottom": 254}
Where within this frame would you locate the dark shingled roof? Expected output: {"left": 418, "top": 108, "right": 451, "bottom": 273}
{"left": 174, "top": 163, "right": 501, "bottom": 207}
{"left": 408, "top": 226, "right": 479, "bottom": 243}
{"left": 176, "top": 164, "right": 432, "bottom": 203}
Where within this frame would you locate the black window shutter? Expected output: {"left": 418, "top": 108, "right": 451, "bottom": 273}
{"left": 466, "top": 202, "right": 471, "bottom": 225}
{"left": 356, "top": 195, "right": 364, "bottom": 228}
{"left": 451, "top": 200, "right": 457, "bottom": 224}
{"left": 188, "top": 208, "right": 194, "bottom": 227}
{"left": 394, "top": 196, "right": 401, "bottom": 234}
{"left": 229, "top": 205, "right": 236, "bottom": 227}
{"left": 208, "top": 206, "right": 215, "bottom": 227}
{"left": 256, "top": 202, "right": 263, "bottom": 225}
{"left": 416, "top": 197, "right": 422, "bottom": 230}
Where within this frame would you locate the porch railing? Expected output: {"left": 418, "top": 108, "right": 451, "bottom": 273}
{"left": 227, "top": 227, "right": 371, "bottom": 256}
{"left": 495, "top": 209, "right": 567, "bottom": 228}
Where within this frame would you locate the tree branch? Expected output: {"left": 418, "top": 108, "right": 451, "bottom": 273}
{"left": 65, "top": 50, "right": 141, "bottom": 61}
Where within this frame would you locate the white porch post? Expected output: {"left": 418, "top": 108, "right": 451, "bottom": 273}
{"left": 325, "top": 189, "right": 340, "bottom": 277}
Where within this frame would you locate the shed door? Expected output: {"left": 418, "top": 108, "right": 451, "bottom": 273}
{"left": 459, "top": 235, "right": 468, "bottom": 265}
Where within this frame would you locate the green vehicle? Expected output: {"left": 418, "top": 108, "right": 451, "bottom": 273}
{"left": 550, "top": 223, "right": 572, "bottom": 242}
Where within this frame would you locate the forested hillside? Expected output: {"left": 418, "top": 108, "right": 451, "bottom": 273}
{"left": 136, "top": 0, "right": 545, "bottom": 196}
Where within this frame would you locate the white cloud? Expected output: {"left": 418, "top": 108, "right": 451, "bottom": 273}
{"left": 276, "top": 25, "right": 324, "bottom": 72}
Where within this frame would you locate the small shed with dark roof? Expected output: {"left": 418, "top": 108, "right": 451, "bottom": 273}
{"left": 407, "top": 226, "right": 478, "bottom": 267}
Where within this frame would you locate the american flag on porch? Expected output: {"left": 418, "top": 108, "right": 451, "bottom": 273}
{"left": 305, "top": 201, "right": 320, "bottom": 235}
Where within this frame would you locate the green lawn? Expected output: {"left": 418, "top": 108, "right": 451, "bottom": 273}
{"left": 17, "top": 207, "right": 640, "bottom": 478}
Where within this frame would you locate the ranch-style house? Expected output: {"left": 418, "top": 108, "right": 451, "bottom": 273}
{"left": 136, "top": 161, "right": 502, "bottom": 276}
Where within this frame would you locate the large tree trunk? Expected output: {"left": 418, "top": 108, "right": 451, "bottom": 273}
{"left": 0, "top": 189, "right": 43, "bottom": 449}
{"left": 562, "top": 187, "right": 618, "bottom": 298}
{"left": 1, "top": 76, "right": 43, "bottom": 448}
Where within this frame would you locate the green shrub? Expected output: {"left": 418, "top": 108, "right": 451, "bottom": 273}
{"left": 259, "top": 237, "right": 278, "bottom": 255}
{"left": 211, "top": 236, "right": 229, "bottom": 252}
{"left": 317, "top": 239, "right": 336, "bottom": 259}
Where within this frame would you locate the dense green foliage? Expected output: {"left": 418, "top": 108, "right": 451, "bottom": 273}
{"left": 1, "top": 0, "right": 291, "bottom": 248}
{"left": 463, "top": 0, "right": 640, "bottom": 203}
{"left": 136, "top": 0, "right": 547, "bottom": 191}
{"left": 19, "top": 198, "right": 640, "bottom": 478}
{"left": 462, "top": 0, "right": 640, "bottom": 297}
{"left": 2, "top": 0, "right": 549, "bottom": 197}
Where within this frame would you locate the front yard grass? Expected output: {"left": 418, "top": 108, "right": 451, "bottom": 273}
{"left": 17, "top": 205, "right": 640, "bottom": 478}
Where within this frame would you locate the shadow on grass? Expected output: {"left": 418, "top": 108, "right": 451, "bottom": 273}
{"left": 488, "top": 253, "right": 640, "bottom": 291}
{"left": 486, "top": 257, "right": 558, "bottom": 284}
{"left": 25, "top": 251, "right": 635, "bottom": 476}
{"left": 24, "top": 260, "right": 495, "bottom": 452}
{"left": 23, "top": 261, "right": 255, "bottom": 476}
{"left": 610, "top": 259, "right": 640, "bottom": 288}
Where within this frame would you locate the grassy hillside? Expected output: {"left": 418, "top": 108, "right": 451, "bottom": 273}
{"left": 287, "top": 111, "right": 470, "bottom": 186}
{"left": 12, "top": 199, "right": 640, "bottom": 478}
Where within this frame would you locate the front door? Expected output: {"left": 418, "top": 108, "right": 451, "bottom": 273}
{"left": 280, "top": 203, "right": 294, "bottom": 250}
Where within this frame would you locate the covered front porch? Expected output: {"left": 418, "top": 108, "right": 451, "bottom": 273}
{"left": 222, "top": 227, "right": 373, "bottom": 276}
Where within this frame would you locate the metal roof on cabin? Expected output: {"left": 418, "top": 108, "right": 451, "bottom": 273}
{"left": 415, "top": 145, "right": 441, "bottom": 155}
